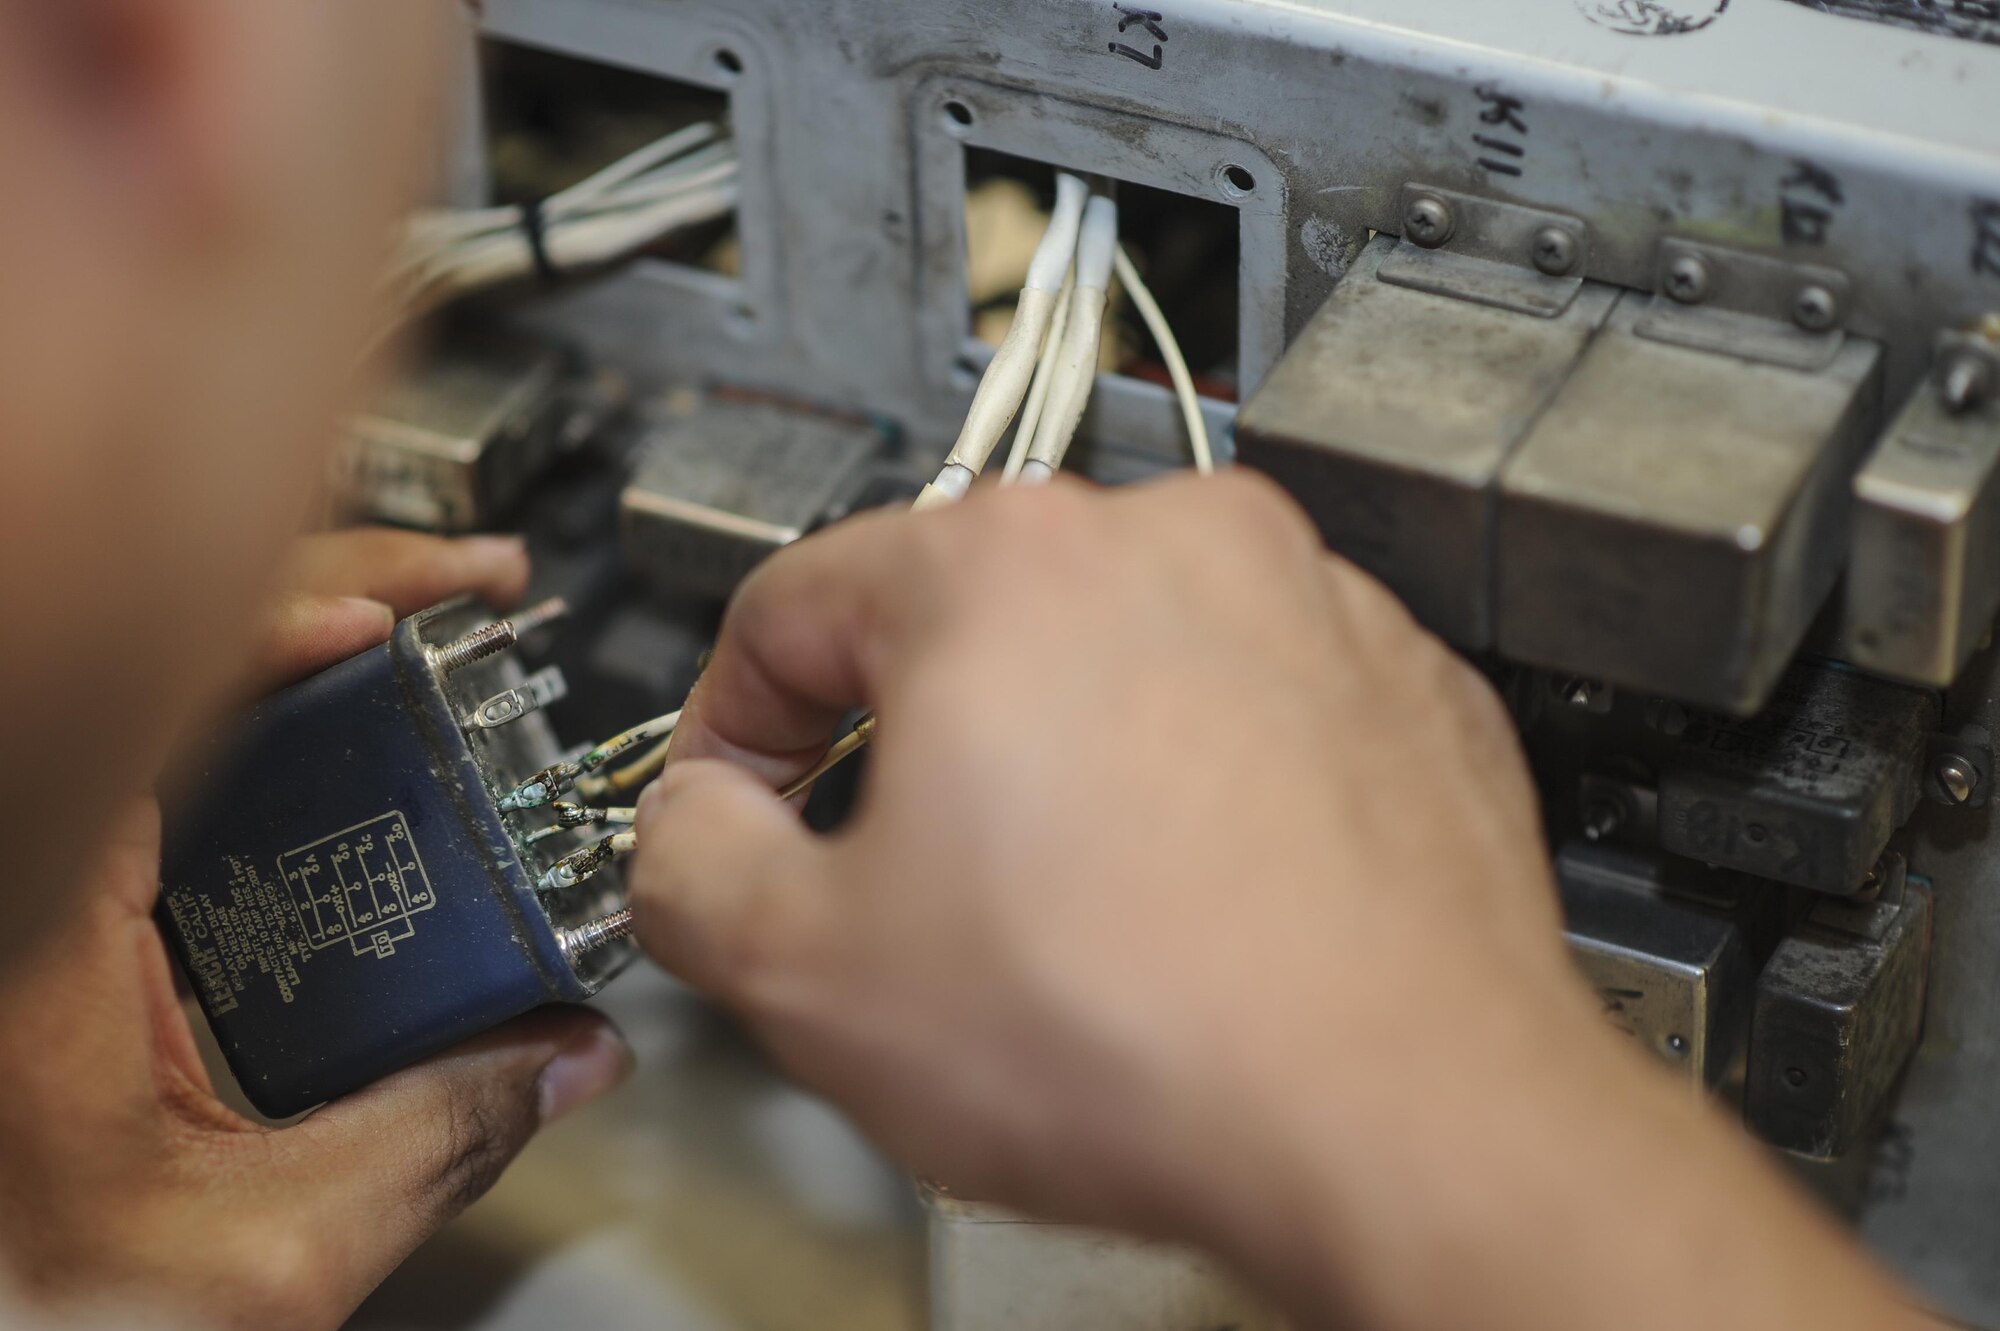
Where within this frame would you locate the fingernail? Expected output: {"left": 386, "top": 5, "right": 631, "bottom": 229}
{"left": 537, "top": 1025, "right": 632, "bottom": 1124}
{"left": 461, "top": 533, "right": 529, "bottom": 570}
{"left": 336, "top": 596, "right": 397, "bottom": 633}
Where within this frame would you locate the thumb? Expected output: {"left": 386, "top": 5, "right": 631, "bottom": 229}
{"left": 277, "top": 1007, "right": 629, "bottom": 1292}
{"left": 628, "top": 758, "right": 831, "bottom": 1001}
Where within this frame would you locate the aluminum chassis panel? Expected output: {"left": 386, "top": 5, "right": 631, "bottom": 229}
{"left": 480, "top": 0, "right": 2000, "bottom": 1321}
{"left": 484, "top": 0, "right": 2000, "bottom": 465}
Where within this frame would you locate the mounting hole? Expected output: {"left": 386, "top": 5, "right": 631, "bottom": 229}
{"left": 1218, "top": 164, "right": 1257, "bottom": 198}
{"left": 712, "top": 47, "right": 745, "bottom": 79}
{"left": 1784, "top": 1066, "right": 1809, "bottom": 1090}
{"left": 942, "top": 99, "right": 976, "bottom": 134}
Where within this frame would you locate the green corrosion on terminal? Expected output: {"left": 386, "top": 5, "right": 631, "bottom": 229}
{"left": 499, "top": 760, "right": 581, "bottom": 812}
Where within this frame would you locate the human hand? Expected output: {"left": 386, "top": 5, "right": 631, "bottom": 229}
{"left": 622, "top": 477, "right": 1573, "bottom": 1285}
{"left": 625, "top": 475, "right": 1927, "bottom": 1331}
{"left": 0, "top": 530, "right": 630, "bottom": 1330}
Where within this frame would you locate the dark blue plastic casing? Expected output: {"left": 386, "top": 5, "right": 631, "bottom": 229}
{"left": 160, "top": 613, "right": 590, "bottom": 1117}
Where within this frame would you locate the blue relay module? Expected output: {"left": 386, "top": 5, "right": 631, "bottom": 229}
{"left": 159, "top": 599, "right": 636, "bottom": 1117}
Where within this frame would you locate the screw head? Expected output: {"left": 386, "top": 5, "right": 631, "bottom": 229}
{"left": 1567, "top": 679, "right": 1597, "bottom": 707}
{"left": 1937, "top": 755, "right": 1979, "bottom": 805}
{"left": 1531, "top": 226, "right": 1579, "bottom": 276}
{"left": 1581, "top": 798, "right": 1624, "bottom": 842}
{"left": 1664, "top": 255, "right": 1711, "bottom": 304}
{"left": 1792, "top": 284, "right": 1840, "bottom": 332}
{"left": 1404, "top": 195, "right": 1454, "bottom": 248}
{"left": 1940, "top": 353, "right": 1994, "bottom": 415}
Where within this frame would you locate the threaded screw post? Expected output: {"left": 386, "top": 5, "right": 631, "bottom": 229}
{"left": 432, "top": 597, "right": 569, "bottom": 674}
{"left": 561, "top": 908, "right": 634, "bottom": 965}
{"left": 433, "top": 621, "right": 516, "bottom": 674}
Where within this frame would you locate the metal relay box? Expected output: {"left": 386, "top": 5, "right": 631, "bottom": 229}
{"left": 159, "top": 601, "right": 632, "bottom": 1117}
{"left": 622, "top": 400, "right": 884, "bottom": 601}
{"left": 332, "top": 333, "right": 623, "bottom": 533}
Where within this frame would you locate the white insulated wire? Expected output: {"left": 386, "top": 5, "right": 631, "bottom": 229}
{"left": 406, "top": 123, "right": 721, "bottom": 250}
{"left": 914, "top": 174, "right": 1092, "bottom": 510}
{"left": 1001, "top": 266, "right": 1075, "bottom": 483}
{"left": 1113, "top": 246, "right": 1214, "bottom": 475}
{"left": 558, "top": 122, "right": 722, "bottom": 208}
{"left": 1019, "top": 193, "right": 1119, "bottom": 483}
{"left": 579, "top": 709, "right": 683, "bottom": 773}
{"left": 1024, "top": 175, "right": 1091, "bottom": 294}
{"left": 939, "top": 286, "right": 1059, "bottom": 473}
{"left": 393, "top": 124, "right": 739, "bottom": 313}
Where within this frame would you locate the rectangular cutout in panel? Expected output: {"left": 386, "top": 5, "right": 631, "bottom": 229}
{"left": 483, "top": 41, "right": 742, "bottom": 286}
{"left": 959, "top": 148, "right": 1241, "bottom": 406}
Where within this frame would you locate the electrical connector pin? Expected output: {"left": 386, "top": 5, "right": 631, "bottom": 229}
{"left": 535, "top": 830, "right": 638, "bottom": 895}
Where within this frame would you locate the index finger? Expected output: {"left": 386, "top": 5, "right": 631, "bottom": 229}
{"left": 671, "top": 502, "right": 953, "bottom": 783}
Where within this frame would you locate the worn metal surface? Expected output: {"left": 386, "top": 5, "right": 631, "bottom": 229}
{"left": 1236, "top": 236, "right": 1615, "bottom": 647}
{"left": 1496, "top": 294, "right": 1883, "bottom": 713}
{"left": 621, "top": 401, "right": 884, "bottom": 601}
{"left": 1848, "top": 377, "right": 2000, "bottom": 685}
{"left": 480, "top": 0, "right": 2000, "bottom": 469}
{"left": 1377, "top": 183, "right": 1593, "bottom": 317}
{"left": 1633, "top": 237, "right": 1854, "bottom": 371}
{"left": 336, "top": 333, "right": 604, "bottom": 533}
{"left": 1747, "top": 882, "right": 1933, "bottom": 1161}
{"left": 1656, "top": 661, "right": 1937, "bottom": 894}
{"left": 1557, "top": 842, "right": 1757, "bottom": 1087}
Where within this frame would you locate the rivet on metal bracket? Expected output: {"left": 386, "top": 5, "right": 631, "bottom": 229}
{"left": 1635, "top": 238, "right": 1852, "bottom": 371}
{"left": 1379, "top": 183, "right": 1592, "bottom": 318}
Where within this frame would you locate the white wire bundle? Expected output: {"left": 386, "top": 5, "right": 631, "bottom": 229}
{"left": 392, "top": 122, "right": 740, "bottom": 313}
{"left": 999, "top": 267, "right": 1077, "bottom": 482}
{"left": 914, "top": 173, "right": 1091, "bottom": 509}
{"left": 1004, "top": 238, "right": 1214, "bottom": 482}
{"left": 1017, "top": 194, "right": 1121, "bottom": 486}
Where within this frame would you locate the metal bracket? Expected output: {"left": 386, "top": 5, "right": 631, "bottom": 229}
{"left": 465, "top": 665, "right": 569, "bottom": 732}
{"left": 1634, "top": 238, "right": 1851, "bottom": 371}
{"left": 1378, "top": 183, "right": 1591, "bottom": 318}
